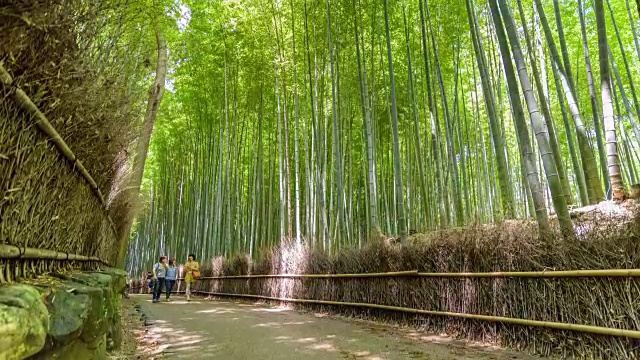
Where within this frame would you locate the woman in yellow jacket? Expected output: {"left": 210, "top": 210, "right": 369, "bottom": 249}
{"left": 184, "top": 254, "right": 200, "bottom": 301}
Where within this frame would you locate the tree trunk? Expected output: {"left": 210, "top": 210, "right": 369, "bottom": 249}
{"left": 327, "top": 0, "right": 347, "bottom": 245}
{"left": 354, "top": 0, "right": 379, "bottom": 236}
{"left": 383, "top": 0, "right": 407, "bottom": 245}
{"left": 535, "top": 0, "right": 604, "bottom": 202}
{"left": 426, "top": 0, "right": 464, "bottom": 225}
{"left": 115, "top": 24, "right": 167, "bottom": 267}
{"left": 625, "top": 0, "right": 640, "bottom": 72}
{"left": 420, "top": 0, "right": 446, "bottom": 228}
{"left": 516, "top": 0, "right": 575, "bottom": 205}
{"left": 489, "top": 0, "right": 549, "bottom": 232}
{"left": 466, "top": 0, "right": 515, "bottom": 219}
{"left": 577, "top": 0, "right": 609, "bottom": 193}
{"left": 595, "top": 0, "right": 626, "bottom": 199}
{"left": 553, "top": 0, "right": 577, "bottom": 97}
{"left": 609, "top": 48, "right": 640, "bottom": 145}
{"left": 607, "top": 0, "right": 640, "bottom": 122}
{"left": 403, "top": 2, "right": 429, "bottom": 230}
{"left": 290, "top": 0, "right": 301, "bottom": 243}
{"left": 499, "top": 0, "right": 572, "bottom": 236}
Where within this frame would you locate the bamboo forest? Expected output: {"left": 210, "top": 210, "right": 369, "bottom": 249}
{"left": 4, "top": 0, "right": 640, "bottom": 358}
{"left": 127, "top": 0, "right": 640, "bottom": 275}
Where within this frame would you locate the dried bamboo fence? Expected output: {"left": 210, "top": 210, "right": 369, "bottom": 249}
{"left": 125, "top": 268, "right": 640, "bottom": 341}
{"left": 0, "top": 64, "right": 116, "bottom": 231}
{"left": 0, "top": 244, "right": 110, "bottom": 283}
{"left": 1, "top": 61, "right": 117, "bottom": 278}
{"left": 190, "top": 268, "right": 640, "bottom": 357}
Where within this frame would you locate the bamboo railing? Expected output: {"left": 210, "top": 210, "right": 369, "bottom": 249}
{"left": 197, "top": 270, "right": 418, "bottom": 280}
{"left": 188, "top": 268, "right": 640, "bottom": 340}
{"left": 194, "top": 291, "right": 640, "bottom": 340}
{"left": 0, "top": 63, "right": 116, "bottom": 233}
{"left": 193, "top": 268, "right": 640, "bottom": 279}
{"left": 416, "top": 269, "right": 640, "bottom": 277}
{"left": 0, "top": 244, "right": 109, "bottom": 265}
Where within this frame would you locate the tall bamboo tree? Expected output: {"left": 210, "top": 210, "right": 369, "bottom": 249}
{"left": 466, "top": 0, "right": 515, "bottom": 219}
{"left": 595, "top": 0, "right": 626, "bottom": 199}
{"left": 535, "top": 0, "right": 604, "bottom": 202}
{"left": 383, "top": 0, "right": 407, "bottom": 244}
{"left": 488, "top": 0, "right": 549, "bottom": 231}
{"left": 498, "top": 0, "right": 572, "bottom": 236}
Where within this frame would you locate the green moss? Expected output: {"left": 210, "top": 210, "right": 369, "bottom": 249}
{"left": 45, "top": 289, "right": 91, "bottom": 345}
{"left": 0, "top": 285, "right": 48, "bottom": 360}
{"left": 0, "top": 268, "right": 127, "bottom": 360}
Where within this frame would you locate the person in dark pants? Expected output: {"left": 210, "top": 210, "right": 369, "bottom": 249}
{"left": 152, "top": 256, "right": 167, "bottom": 303}
{"left": 165, "top": 259, "right": 178, "bottom": 301}
{"left": 122, "top": 272, "right": 130, "bottom": 299}
{"left": 145, "top": 272, "right": 153, "bottom": 293}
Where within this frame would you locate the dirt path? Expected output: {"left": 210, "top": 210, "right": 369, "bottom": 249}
{"left": 134, "top": 295, "right": 541, "bottom": 360}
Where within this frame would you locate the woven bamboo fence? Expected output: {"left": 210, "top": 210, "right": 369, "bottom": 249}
{"left": 0, "top": 10, "right": 125, "bottom": 280}
{"left": 181, "top": 216, "right": 640, "bottom": 359}
{"left": 123, "top": 265, "right": 640, "bottom": 354}
{"left": 0, "top": 244, "right": 110, "bottom": 284}
{"left": 192, "top": 267, "right": 640, "bottom": 358}
{"left": 0, "top": 66, "right": 116, "bottom": 279}
{"left": 193, "top": 268, "right": 640, "bottom": 342}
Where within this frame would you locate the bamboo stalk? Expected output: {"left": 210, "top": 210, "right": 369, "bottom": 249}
{"left": 194, "top": 269, "right": 640, "bottom": 280}
{"left": 0, "top": 63, "right": 116, "bottom": 233}
{"left": 0, "top": 244, "right": 109, "bottom": 265}
{"left": 196, "top": 291, "right": 640, "bottom": 339}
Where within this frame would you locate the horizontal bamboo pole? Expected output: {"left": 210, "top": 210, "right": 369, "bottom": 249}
{"left": 0, "top": 244, "right": 109, "bottom": 265}
{"left": 416, "top": 269, "right": 640, "bottom": 278}
{"left": 195, "top": 268, "right": 640, "bottom": 280}
{"left": 196, "top": 291, "right": 640, "bottom": 339}
{"left": 197, "top": 270, "right": 418, "bottom": 280}
{"left": 0, "top": 63, "right": 116, "bottom": 233}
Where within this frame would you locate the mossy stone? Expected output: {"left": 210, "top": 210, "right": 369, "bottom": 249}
{"left": 0, "top": 284, "right": 48, "bottom": 360}
{"left": 37, "top": 333, "right": 107, "bottom": 360}
{"left": 44, "top": 288, "right": 91, "bottom": 345}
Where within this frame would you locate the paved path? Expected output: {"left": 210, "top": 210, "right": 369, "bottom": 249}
{"left": 134, "top": 295, "right": 540, "bottom": 360}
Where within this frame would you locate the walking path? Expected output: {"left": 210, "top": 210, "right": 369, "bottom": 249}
{"left": 134, "top": 295, "right": 541, "bottom": 360}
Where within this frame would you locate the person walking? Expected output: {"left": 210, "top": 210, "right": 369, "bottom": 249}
{"left": 152, "top": 256, "right": 167, "bottom": 303}
{"left": 184, "top": 254, "right": 200, "bottom": 301}
{"left": 165, "top": 259, "right": 178, "bottom": 301}
{"left": 145, "top": 272, "right": 153, "bottom": 294}
{"left": 122, "top": 272, "right": 130, "bottom": 299}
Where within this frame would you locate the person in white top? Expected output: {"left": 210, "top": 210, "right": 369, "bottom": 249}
{"left": 152, "top": 256, "right": 168, "bottom": 303}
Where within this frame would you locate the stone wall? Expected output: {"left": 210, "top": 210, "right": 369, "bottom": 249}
{"left": 0, "top": 267, "right": 128, "bottom": 360}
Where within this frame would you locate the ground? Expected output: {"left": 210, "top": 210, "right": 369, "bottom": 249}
{"left": 121, "top": 294, "right": 543, "bottom": 360}
{"left": 108, "top": 298, "right": 155, "bottom": 360}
